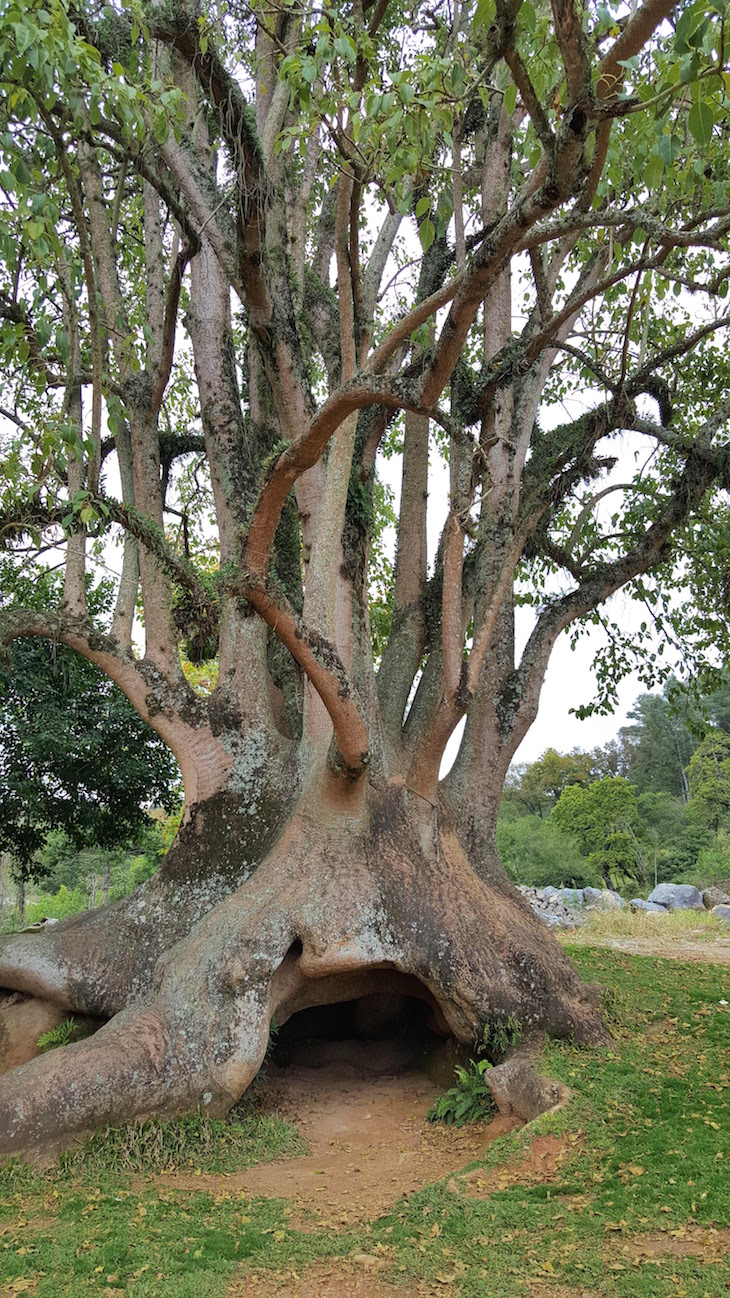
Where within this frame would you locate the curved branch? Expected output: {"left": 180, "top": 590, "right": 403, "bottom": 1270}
{"left": 513, "top": 436, "right": 727, "bottom": 740}
{"left": 243, "top": 375, "right": 422, "bottom": 574}
{"left": 0, "top": 606, "right": 200, "bottom": 731}
{"left": 235, "top": 577, "right": 369, "bottom": 776}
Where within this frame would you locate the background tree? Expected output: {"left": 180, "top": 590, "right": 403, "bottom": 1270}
{"left": 686, "top": 730, "right": 730, "bottom": 833}
{"left": 0, "top": 564, "right": 180, "bottom": 882}
{"left": 618, "top": 691, "right": 696, "bottom": 801}
{"left": 550, "top": 776, "right": 642, "bottom": 887}
{"left": 503, "top": 747, "right": 594, "bottom": 818}
{"left": 2, "top": 0, "right": 730, "bottom": 1152}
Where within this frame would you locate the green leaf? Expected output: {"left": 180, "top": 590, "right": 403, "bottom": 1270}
{"left": 474, "top": 0, "right": 495, "bottom": 30}
{"left": 415, "top": 195, "right": 430, "bottom": 217}
{"left": 504, "top": 83, "right": 518, "bottom": 116}
{"left": 334, "top": 35, "right": 356, "bottom": 63}
{"left": 418, "top": 217, "right": 435, "bottom": 251}
{"left": 644, "top": 156, "right": 664, "bottom": 190}
{"left": 688, "top": 100, "right": 715, "bottom": 147}
{"left": 520, "top": 2, "right": 536, "bottom": 33}
{"left": 12, "top": 22, "right": 31, "bottom": 54}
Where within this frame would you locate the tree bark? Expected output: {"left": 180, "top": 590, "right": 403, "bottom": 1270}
{"left": 0, "top": 775, "right": 605, "bottom": 1157}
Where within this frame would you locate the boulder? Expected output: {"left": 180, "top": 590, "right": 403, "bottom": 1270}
{"left": 534, "top": 910, "right": 570, "bottom": 928}
{"left": 583, "top": 887, "right": 627, "bottom": 910}
{"left": 712, "top": 904, "right": 730, "bottom": 924}
{"left": 554, "top": 888, "right": 585, "bottom": 908}
{"left": 647, "top": 883, "right": 704, "bottom": 911}
{"left": 703, "top": 885, "right": 730, "bottom": 909}
{"left": 630, "top": 898, "right": 667, "bottom": 913}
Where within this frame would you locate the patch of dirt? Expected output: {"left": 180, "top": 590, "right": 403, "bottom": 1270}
{"left": 616, "top": 1225, "right": 730, "bottom": 1263}
{"left": 459, "top": 1133, "right": 583, "bottom": 1197}
{"left": 155, "top": 1060, "right": 518, "bottom": 1221}
{"left": 227, "top": 1257, "right": 421, "bottom": 1297}
{"left": 566, "top": 935, "right": 730, "bottom": 964}
{"left": 528, "top": 1288, "right": 595, "bottom": 1298}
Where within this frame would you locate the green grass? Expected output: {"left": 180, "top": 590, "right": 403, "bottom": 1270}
{"left": 1, "top": 947, "right": 729, "bottom": 1297}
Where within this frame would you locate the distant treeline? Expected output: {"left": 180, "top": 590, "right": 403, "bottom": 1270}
{"left": 499, "top": 677, "right": 730, "bottom": 894}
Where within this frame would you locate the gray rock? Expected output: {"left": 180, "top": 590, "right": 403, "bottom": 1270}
{"left": 534, "top": 910, "right": 568, "bottom": 927}
{"left": 541, "top": 886, "right": 558, "bottom": 899}
{"left": 554, "top": 888, "right": 585, "bottom": 908}
{"left": 583, "top": 886, "right": 627, "bottom": 910}
{"left": 703, "top": 885, "right": 730, "bottom": 909}
{"left": 712, "top": 904, "right": 730, "bottom": 924}
{"left": 630, "top": 898, "right": 667, "bottom": 913}
{"left": 647, "top": 883, "right": 704, "bottom": 911}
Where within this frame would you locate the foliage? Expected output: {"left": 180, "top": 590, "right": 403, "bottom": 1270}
{"left": 0, "top": 565, "right": 180, "bottom": 878}
{"left": 426, "top": 1058, "right": 495, "bottom": 1127}
{"left": 550, "top": 777, "right": 642, "bottom": 889}
{"left": 686, "top": 729, "right": 730, "bottom": 832}
{"left": 24, "top": 883, "right": 87, "bottom": 924}
{"left": 37, "top": 1018, "right": 79, "bottom": 1052}
{"left": 479, "top": 1015, "right": 522, "bottom": 1061}
{"left": 496, "top": 808, "right": 598, "bottom": 890}
{"left": 502, "top": 749, "right": 594, "bottom": 819}
{"left": 619, "top": 692, "right": 695, "bottom": 801}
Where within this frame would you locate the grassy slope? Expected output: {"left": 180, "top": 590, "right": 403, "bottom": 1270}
{"left": 1, "top": 947, "right": 728, "bottom": 1298}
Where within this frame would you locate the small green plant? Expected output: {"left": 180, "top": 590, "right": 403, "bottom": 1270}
{"left": 479, "top": 1014, "right": 522, "bottom": 1059}
{"left": 426, "top": 1058, "right": 496, "bottom": 1126}
{"left": 37, "top": 1018, "right": 79, "bottom": 1052}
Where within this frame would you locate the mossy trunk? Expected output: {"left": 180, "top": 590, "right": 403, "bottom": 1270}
{"left": 0, "top": 775, "right": 605, "bottom": 1159}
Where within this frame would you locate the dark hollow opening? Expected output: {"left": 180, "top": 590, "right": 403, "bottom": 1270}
{"left": 271, "top": 992, "right": 455, "bottom": 1078}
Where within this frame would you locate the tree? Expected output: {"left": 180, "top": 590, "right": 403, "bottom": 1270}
{"left": 2, "top": 0, "right": 730, "bottom": 1152}
{"left": 618, "top": 687, "right": 696, "bottom": 801}
{"left": 503, "top": 747, "right": 594, "bottom": 817}
{"left": 0, "top": 566, "right": 180, "bottom": 878}
{"left": 687, "top": 730, "right": 730, "bottom": 833}
{"left": 551, "top": 777, "right": 643, "bottom": 887}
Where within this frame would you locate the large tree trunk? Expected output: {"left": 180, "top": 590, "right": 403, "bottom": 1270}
{"left": 0, "top": 773, "right": 604, "bottom": 1159}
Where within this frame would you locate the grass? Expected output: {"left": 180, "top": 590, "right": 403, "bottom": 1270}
{"left": 565, "top": 905, "right": 729, "bottom": 943}
{"left": 1, "top": 946, "right": 729, "bottom": 1297}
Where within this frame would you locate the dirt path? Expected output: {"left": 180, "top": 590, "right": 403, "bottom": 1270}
{"left": 563, "top": 933, "right": 730, "bottom": 964}
{"left": 158, "top": 1059, "right": 517, "bottom": 1223}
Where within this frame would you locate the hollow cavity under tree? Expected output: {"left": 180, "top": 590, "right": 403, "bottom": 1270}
{"left": 2, "top": 0, "right": 730, "bottom": 1156}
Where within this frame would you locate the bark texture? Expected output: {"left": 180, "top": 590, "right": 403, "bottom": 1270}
{"left": 0, "top": 779, "right": 604, "bottom": 1157}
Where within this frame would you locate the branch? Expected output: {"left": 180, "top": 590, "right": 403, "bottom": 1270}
{"left": 0, "top": 606, "right": 203, "bottom": 733}
{"left": 243, "top": 374, "right": 423, "bottom": 574}
{"left": 514, "top": 429, "right": 728, "bottom": 736}
{"left": 150, "top": 239, "right": 193, "bottom": 414}
{"left": 233, "top": 576, "right": 369, "bottom": 776}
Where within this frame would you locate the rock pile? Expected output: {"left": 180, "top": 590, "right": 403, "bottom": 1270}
{"left": 518, "top": 879, "right": 730, "bottom": 927}
{"left": 517, "top": 884, "right": 626, "bottom": 928}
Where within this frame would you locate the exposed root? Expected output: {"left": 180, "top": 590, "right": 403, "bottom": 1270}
{"left": 0, "top": 782, "right": 607, "bottom": 1158}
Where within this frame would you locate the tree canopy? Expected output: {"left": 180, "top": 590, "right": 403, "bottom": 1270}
{"left": 1, "top": 0, "right": 730, "bottom": 808}
{"left": 0, "top": 562, "right": 180, "bottom": 877}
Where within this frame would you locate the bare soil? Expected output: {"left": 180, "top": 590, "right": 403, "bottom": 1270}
{"left": 615, "top": 1225, "right": 730, "bottom": 1263}
{"left": 227, "top": 1257, "right": 421, "bottom": 1298}
{"left": 158, "top": 1054, "right": 517, "bottom": 1223}
{"left": 563, "top": 933, "right": 730, "bottom": 964}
